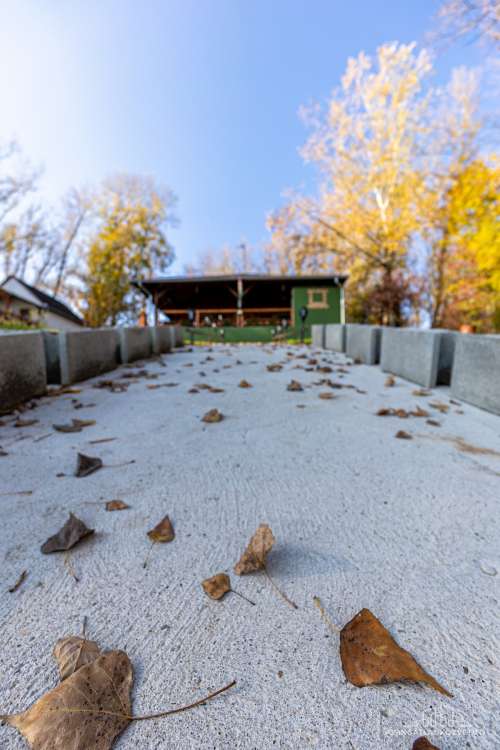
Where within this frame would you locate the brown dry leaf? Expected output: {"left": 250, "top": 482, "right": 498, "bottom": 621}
{"left": 202, "top": 408, "right": 224, "bottom": 423}
{"left": 426, "top": 419, "right": 441, "bottom": 427}
{"left": 339, "top": 608, "right": 451, "bottom": 696}
{"left": 267, "top": 364, "right": 282, "bottom": 372}
{"left": 202, "top": 573, "right": 231, "bottom": 600}
{"left": 410, "top": 406, "right": 429, "bottom": 418}
{"left": 14, "top": 419, "right": 39, "bottom": 428}
{"left": 394, "top": 408, "right": 409, "bottom": 418}
{"left": 317, "top": 366, "right": 333, "bottom": 373}
{"left": 147, "top": 515, "right": 175, "bottom": 543}
{"left": 395, "top": 430, "right": 413, "bottom": 440}
{"left": 53, "top": 636, "right": 101, "bottom": 680}
{"left": 41, "top": 513, "right": 94, "bottom": 554}
{"left": 106, "top": 500, "right": 130, "bottom": 511}
{"left": 376, "top": 408, "right": 393, "bottom": 416}
{"left": 238, "top": 380, "right": 252, "bottom": 388}
{"left": 73, "top": 419, "right": 96, "bottom": 428}
{"left": 188, "top": 388, "right": 199, "bottom": 394}
{"left": 385, "top": 375, "right": 396, "bottom": 387}
{"left": 75, "top": 453, "right": 103, "bottom": 477}
{"left": 429, "top": 401, "right": 449, "bottom": 414}
{"left": 8, "top": 570, "right": 28, "bottom": 593}
{"left": 412, "top": 388, "right": 431, "bottom": 397}
{"left": 287, "top": 380, "right": 303, "bottom": 392}
{"left": 53, "top": 422, "right": 82, "bottom": 433}
{"left": 412, "top": 739, "right": 441, "bottom": 750}
{"left": 208, "top": 387, "right": 225, "bottom": 394}
{"left": 234, "top": 524, "right": 275, "bottom": 575}
{"left": 4, "top": 650, "right": 133, "bottom": 749}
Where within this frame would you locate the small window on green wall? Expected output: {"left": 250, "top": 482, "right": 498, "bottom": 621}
{"left": 307, "top": 288, "right": 329, "bottom": 309}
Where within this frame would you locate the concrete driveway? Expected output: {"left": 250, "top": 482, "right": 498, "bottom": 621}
{"left": 0, "top": 344, "right": 498, "bottom": 749}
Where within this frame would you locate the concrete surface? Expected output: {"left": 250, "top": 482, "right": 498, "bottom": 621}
{"left": 119, "top": 327, "right": 153, "bottom": 363}
{"left": 59, "top": 328, "right": 120, "bottom": 385}
{"left": 346, "top": 324, "right": 382, "bottom": 364}
{"left": 174, "top": 325, "right": 185, "bottom": 347}
{"left": 451, "top": 334, "right": 500, "bottom": 416}
{"left": 0, "top": 331, "right": 47, "bottom": 413}
{"left": 311, "top": 325, "right": 325, "bottom": 348}
{"left": 151, "top": 326, "right": 173, "bottom": 355}
{"left": 0, "top": 344, "right": 499, "bottom": 749}
{"left": 380, "top": 329, "right": 457, "bottom": 388}
{"left": 325, "top": 323, "right": 346, "bottom": 352}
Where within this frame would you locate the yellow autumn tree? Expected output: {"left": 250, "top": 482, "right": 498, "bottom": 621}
{"left": 83, "top": 175, "right": 176, "bottom": 326}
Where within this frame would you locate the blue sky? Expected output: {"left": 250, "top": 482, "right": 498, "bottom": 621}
{"left": 0, "top": 0, "right": 484, "bottom": 272}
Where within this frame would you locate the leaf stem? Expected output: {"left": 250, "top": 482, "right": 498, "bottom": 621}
{"left": 230, "top": 589, "right": 255, "bottom": 606}
{"left": 131, "top": 679, "right": 236, "bottom": 721}
{"left": 313, "top": 595, "right": 341, "bottom": 633}
{"left": 263, "top": 567, "right": 298, "bottom": 609}
{"left": 143, "top": 541, "right": 155, "bottom": 569}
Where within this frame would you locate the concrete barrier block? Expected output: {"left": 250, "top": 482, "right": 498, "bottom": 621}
{"left": 346, "top": 324, "right": 382, "bottom": 364}
{"left": 59, "top": 328, "right": 120, "bottom": 385}
{"left": 150, "top": 326, "right": 173, "bottom": 355}
{"left": 451, "top": 334, "right": 500, "bottom": 415}
{"left": 119, "top": 327, "right": 153, "bottom": 363}
{"left": 311, "top": 325, "right": 325, "bottom": 348}
{"left": 325, "top": 324, "right": 346, "bottom": 352}
{"left": 0, "top": 331, "right": 47, "bottom": 413}
{"left": 380, "top": 328, "right": 458, "bottom": 388}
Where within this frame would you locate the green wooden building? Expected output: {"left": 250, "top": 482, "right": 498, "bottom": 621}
{"left": 136, "top": 274, "right": 347, "bottom": 341}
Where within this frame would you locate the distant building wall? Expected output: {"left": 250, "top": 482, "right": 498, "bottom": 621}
{"left": 291, "top": 286, "right": 341, "bottom": 335}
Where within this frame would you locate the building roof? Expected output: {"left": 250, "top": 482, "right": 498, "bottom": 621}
{"left": 1, "top": 276, "right": 83, "bottom": 326}
{"left": 137, "top": 273, "right": 348, "bottom": 288}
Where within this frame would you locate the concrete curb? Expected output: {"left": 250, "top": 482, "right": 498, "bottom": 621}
{"left": 451, "top": 334, "right": 500, "bottom": 415}
{"left": 380, "top": 328, "right": 457, "bottom": 388}
{"left": 173, "top": 325, "right": 184, "bottom": 347}
{"left": 0, "top": 331, "right": 47, "bottom": 413}
{"left": 346, "top": 324, "right": 382, "bottom": 364}
{"left": 325, "top": 324, "right": 346, "bottom": 352}
{"left": 150, "top": 326, "right": 173, "bottom": 355}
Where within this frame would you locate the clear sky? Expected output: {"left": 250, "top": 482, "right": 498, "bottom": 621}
{"left": 0, "top": 0, "right": 484, "bottom": 272}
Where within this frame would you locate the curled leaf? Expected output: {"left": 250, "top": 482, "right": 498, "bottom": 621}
{"left": 41, "top": 513, "right": 94, "bottom": 554}
{"left": 395, "top": 430, "right": 412, "bottom": 440}
{"left": 234, "top": 524, "right": 275, "bottom": 575}
{"left": 14, "top": 419, "right": 39, "bottom": 428}
{"left": 318, "top": 392, "right": 336, "bottom": 400}
{"left": 385, "top": 375, "right": 396, "bottom": 387}
{"left": 75, "top": 453, "right": 103, "bottom": 477}
{"left": 429, "top": 401, "right": 449, "bottom": 414}
{"left": 238, "top": 380, "right": 252, "bottom": 388}
{"left": 202, "top": 409, "right": 224, "bottom": 423}
{"left": 410, "top": 406, "right": 429, "bottom": 418}
{"left": 53, "top": 636, "right": 101, "bottom": 680}
{"left": 426, "top": 419, "right": 441, "bottom": 427}
{"left": 286, "top": 380, "right": 303, "bottom": 392}
{"left": 267, "top": 364, "right": 282, "bottom": 372}
{"left": 147, "top": 515, "right": 175, "bottom": 543}
{"left": 339, "top": 608, "right": 452, "bottom": 697}
{"left": 202, "top": 573, "right": 231, "bottom": 600}
{"left": 105, "top": 500, "right": 130, "bottom": 511}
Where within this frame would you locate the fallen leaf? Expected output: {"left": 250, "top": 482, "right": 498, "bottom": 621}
{"left": 53, "top": 422, "right": 83, "bottom": 433}
{"left": 234, "top": 524, "right": 275, "bottom": 575}
{"left": 106, "top": 500, "right": 130, "bottom": 511}
{"left": 147, "top": 515, "right": 175, "bottom": 543}
{"left": 395, "top": 430, "right": 412, "bottom": 440}
{"left": 412, "top": 389, "right": 431, "bottom": 397}
{"left": 202, "top": 573, "right": 231, "bottom": 600}
{"left": 0, "top": 448, "right": 8, "bottom": 456}
{"left": 53, "top": 636, "right": 101, "bottom": 680}
{"left": 339, "top": 608, "right": 452, "bottom": 696}
{"left": 385, "top": 375, "right": 396, "bottom": 387}
{"left": 319, "top": 392, "right": 336, "bottom": 400}
{"left": 202, "top": 409, "right": 224, "bottom": 423}
{"left": 412, "top": 739, "right": 441, "bottom": 750}
{"left": 426, "top": 419, "right": 441, "bottom": 427}
{"left": 4, "top": 650, "right": 133, "bottom": 749}
{"left": 8, "top": 570, "right": 27, "bottom": 593}
{"left": 238, "top": 380, "right": 252, "bottom": 388}
{"left": 267, "top": 364, "right": 282, "bottom": 372}
{"left": 316, "top": 366, "right": 333, "bottom": 373}
{"left": 75, "top": 453, "right": 103, "bottom": 477}
{"left": 188, "top": 388, "right": 199, "bottom": 394}
{"left": 208, "top": 387, "right": 225, "bottom": 394}
{"left": 14, "top": 419, "right": 39, "bottom": 428}
{"left": 410, "top": 406, "right": 429, "bottom": 418}
{"left": 41, "top": 513, "right": 94, "bottom": 554}
{"left": 287, "top": 380, "right": 303, "bottom": 392}
{"left": 429, "top": 401, "right": 449, "bottom": 414}
{"left": 72, "top": 419, "right": 96, "bottom": 428}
